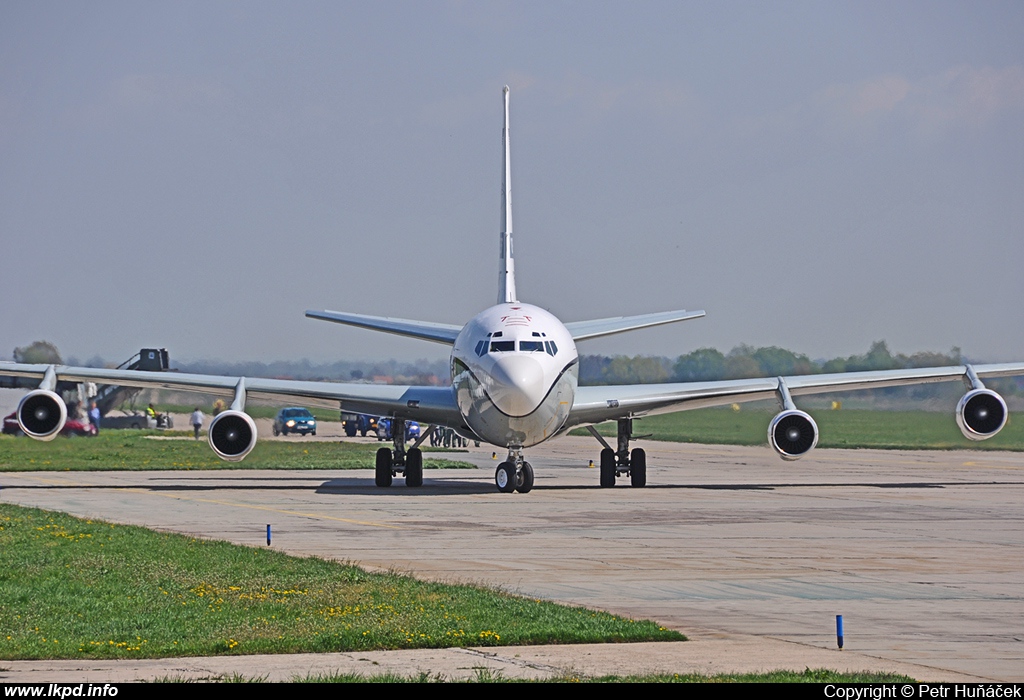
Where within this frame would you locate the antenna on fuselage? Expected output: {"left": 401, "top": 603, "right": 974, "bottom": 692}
{"left": 499, "top": 85, "right": 518, "bottom": 305}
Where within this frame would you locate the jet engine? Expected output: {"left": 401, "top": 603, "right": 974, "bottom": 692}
{"left": 208, "top": 410, "right": 257, "bottom": 461}
{"left": 768, "top": 409, "right": 819, "bottom": 460}
{"left": 955, "top": 389, "right": 1007, "bottom": 441}
{"left": 17, "top": 390, "right": 68, "bottom": 441}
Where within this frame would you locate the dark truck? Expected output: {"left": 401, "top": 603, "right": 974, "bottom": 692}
{"left": 341, "top": 412, "right": 376, "bottom": 437}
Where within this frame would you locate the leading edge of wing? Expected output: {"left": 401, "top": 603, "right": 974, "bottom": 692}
{"left": 566, "top": 362, "right": 1024, "bottom": 427}
{"left": 564, "top": 309, "right": 706, "bottom": 342}
{"left": 0, "top": 363, "right": 461, "bottom": 425}
{"left": 305, "top": 310, "right": 462, "bottom": 345}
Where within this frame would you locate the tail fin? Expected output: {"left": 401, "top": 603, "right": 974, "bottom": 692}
{"left": 498, "top": 86, "right": 517, "bottom": 304}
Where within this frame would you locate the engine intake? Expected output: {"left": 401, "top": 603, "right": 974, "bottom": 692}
{"left": 208, "top": 410, "right": 257, "bottom": 461}
{"left": 768, "top": 409, "right": 819, "bottom": 460}
{"left": 956, "top": 389, "right": 1007, "bottom": 441}
{"left": 17, "top": 390, "right": 68, "bottom": 441}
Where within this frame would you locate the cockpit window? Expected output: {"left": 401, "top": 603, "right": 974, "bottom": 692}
{"left": 475, "top": 340, "right": 488, "bottom": 357}
{"left": 545, "top": 341, "right": 558, "bottom": 356}
{"left": 490, "top": 341, "right": 515, "bottom": 352}
{"left": 519, "top": 340, "right": 544, "bottom": 352}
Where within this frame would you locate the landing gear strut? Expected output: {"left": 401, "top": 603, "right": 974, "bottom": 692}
{"left": 588, "top": 418, "right": 646, "bottom": 488}
{"left": 374, "top": 418, "right": 424, "bottom": 488}
{"left": 495, "top": 448, "right": 534, "bottom": 494}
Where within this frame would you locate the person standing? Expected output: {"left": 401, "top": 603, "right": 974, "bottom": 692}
{"left": 190, "top": 407, "right": 204, "bottom": 440}
{"left": 89, "top": 402, "right": 101, "bottom": 435}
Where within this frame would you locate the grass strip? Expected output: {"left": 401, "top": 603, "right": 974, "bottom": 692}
{"left": 294, "top": 668, "right": 916, "bottom": 683}
{"left": 0, "top": 432, "right": 473, "bottom": 471}
{"left": 155, "top": 668, "right": 916, "bottom": 683}
{"left": 572, "top": 408, "right": 1024, "bottom": 451}
{"left": 0, "top": 503, "right": 683, "bottom": 660}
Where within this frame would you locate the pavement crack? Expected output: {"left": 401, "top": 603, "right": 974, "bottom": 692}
{"left": 454, "top": 647, "right": 563, "bottom": 673}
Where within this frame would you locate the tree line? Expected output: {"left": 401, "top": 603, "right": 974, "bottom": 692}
{"left": 582, "top": 341, "right": 1013, "bottom": 388}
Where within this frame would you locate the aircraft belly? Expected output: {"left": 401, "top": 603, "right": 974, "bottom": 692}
{"left": 455, "top": 369, "right": 576, "bottom": 448}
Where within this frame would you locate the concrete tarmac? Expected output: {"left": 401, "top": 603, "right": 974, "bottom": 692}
{"left": 1, "top": 437, "right": 1022, "bottom": 682}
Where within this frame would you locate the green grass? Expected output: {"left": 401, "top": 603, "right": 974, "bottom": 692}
{"left": 572, "top": 407, "right": 1024, "bottom": 451}
{"left": 0, "top": 504, "right": 684, "bottom": 660}
{"left": 0, "top": 431, "right": 474, "bottom": 471}
{"left": 292, "top": 668, "right": 916, "bottom": 683}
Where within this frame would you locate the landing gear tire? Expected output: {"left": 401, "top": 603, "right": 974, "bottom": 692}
{"left": 516, "top": 461, "right": 535, "bottom": 493}
{"left": 495, "top": 462, "right": 517, "bottom": 493}
{"left": 405, "top": 447, "right": 423, "bottom": 487}
{"left": 599, "top": 448, "right": 616, "bottom": 488}
{"left": 375, "top": 447, "right": 393, "bottom": 487}
{"left": 630, "top": 448, "right": 647, "bottom": 487}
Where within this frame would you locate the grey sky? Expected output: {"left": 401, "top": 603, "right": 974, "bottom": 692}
{"left": 2, "top": 1, "right": 1022, "bottom": 366}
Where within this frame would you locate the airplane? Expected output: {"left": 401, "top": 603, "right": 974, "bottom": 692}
{"left": 3, "top": 86, "right": 1023, "bottom": 494}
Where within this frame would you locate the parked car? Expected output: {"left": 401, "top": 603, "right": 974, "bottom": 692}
{"left": 375, "top": 417, "right": 420, "bottom": 441}
{"left": 2, "top": 412, "right": 21, "bottom": 435}
{"left": 3, "top": 411, "right": 96, "bottom": 437}
{"left": 61, "top": 417, "right": 98, "bottom": 437}
{"left": 273, "top": 407, "right": 317, "bottom": 436}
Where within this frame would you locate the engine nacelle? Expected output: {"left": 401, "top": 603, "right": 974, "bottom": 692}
{"left": 17, "top": 390, "right": 68, "bottom": 441}
{"left": 208, "top": 410, "right": 257, "bottom": 462}
{"left": 956, "top": 389, "right": 1007, "bottom": 441}
{"left": 768, "top": 409, "right": 819, "bottom": 461}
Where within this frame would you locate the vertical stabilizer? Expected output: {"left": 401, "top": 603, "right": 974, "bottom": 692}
{"left": 499, "top": 86, "right": 517, "bottom": 304}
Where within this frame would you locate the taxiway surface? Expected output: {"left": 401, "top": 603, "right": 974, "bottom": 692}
{"left": 1, "top": 437, "right": 1021, "bottom": 681}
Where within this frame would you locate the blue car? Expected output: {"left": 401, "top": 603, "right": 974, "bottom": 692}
{"left": 375, "top": 418, "right": 420, "bottom": 441}
{"left": 273, "top": 407, "right": 317, "bottom": 436}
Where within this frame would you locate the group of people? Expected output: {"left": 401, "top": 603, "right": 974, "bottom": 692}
{"left": 428, "top": 425, "right": 471, "bottom": 448}
{"left": 79, "top": 401, "right": 205, "bottom": 439}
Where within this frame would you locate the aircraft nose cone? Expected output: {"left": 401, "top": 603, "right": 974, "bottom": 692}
{"left": 488, "top": 355, "right": 546, "bottom": 417}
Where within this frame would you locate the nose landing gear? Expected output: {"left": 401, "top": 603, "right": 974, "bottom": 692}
{"left": 495, "top": 448, "right": 534, "bottom": 493}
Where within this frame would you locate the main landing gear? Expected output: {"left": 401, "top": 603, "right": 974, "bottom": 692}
{"left": 587, "top": 418, "right": 646, "bottom": 488}
{"left": 374, "top": 417, "right": 424, "bottom": 488}
{"left": 495, "top": 448, "right": 534, "bottom": 494}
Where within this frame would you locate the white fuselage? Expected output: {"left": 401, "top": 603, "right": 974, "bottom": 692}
{"left": 451, "top": 302, "right": 578, "bottom": 448}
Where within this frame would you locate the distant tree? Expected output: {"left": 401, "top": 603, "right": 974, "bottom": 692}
{"left": 751, "top": 346, "right": 818, "bottom": 377}
{"left": 728, "top": 343, "right": 757, "bottom": 358}
{"left": 902, "top": 347, "right": 961, "bottom": 368}
{"left": 673, "top": 348, "right": 726, "bottom": 381}
{"left": 723, "top": 354, "right": 761, "bottom": 379}
{"left": 603, "top": 355, "right": 670, "bottom": 384}
{"left": 820, "top": 356, "right": 847, "bottom": 373}
{"left": 13, "top": 340, "right": 62, "bottom": 365}
{"left": 862, "top": 340, "right": 898, "bottom": 370}
{"left": 824, "top": 340, "right": 899, "bottom": 373}
{"left": 579, "top": 355, "right": 613, "bottom": 385}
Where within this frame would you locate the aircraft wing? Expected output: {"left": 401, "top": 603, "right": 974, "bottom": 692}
{"left": 305, "top": 310, "right": 462, "bottom": 345}
{"left": 564, "top": 309, "right": 706, "bottom": 341}
{"left": 566, "top": 363, "right": 1024, "bottom": 427}
{"left": 0, "top": 363, "right": 462, "bottom": 426}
